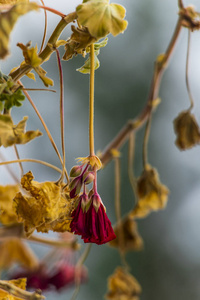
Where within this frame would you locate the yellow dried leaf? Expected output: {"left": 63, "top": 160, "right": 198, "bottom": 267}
{"left": 0, "top": 114, "right": 42, "bottom": 147}
{"left": 173, "top": 110, "right": 200, "bottom": 150}
{"left": 13, "top": 171, "right": 75, "bottom": 236}
{"left": 0, "top": 0, "right": 29, "bottom": 3}
{"left": 106, "top": 267, "right": 141, "bottom": 300}
{"left": 109, "top": 214, "right": 143, "bottom": 252}
{"left": 76, "top": 0, "right": 128, "bottom": 39}
{"left": 0, "top": 238, "right": 38, "bottom": 270}
{"left": 17, "top": 43, "right": 42, "bottom": 67}
{"left": 0, "top": 2, "right": 39, "bottom": 59}
{"left": 131, "top": 165, "right": 169, "bottom": 219}
{"left": 0, "top": 278, "right": 26, "bottom": 300}
{"left": 0, "top": 185, "right": 19, "bottom": 225}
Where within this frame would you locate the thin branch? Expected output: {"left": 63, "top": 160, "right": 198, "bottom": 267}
{"left": 100, "top": 16, "right": 183, "bottom": 167}
{"left": 38, "top": 5, "right": 66, "bottom": 18}
{"left": 89, "top": 44, "right": 95, "bottom": 157}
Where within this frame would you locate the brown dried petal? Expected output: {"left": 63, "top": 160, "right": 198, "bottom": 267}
{"left": 105, "top": 267, "right": 141, "bottom": 300}
{"left": 109, "top": 214, "right": 143, "bottom": 252}
{"left": 173, "top": 110, "right": 200, "bottom": 150}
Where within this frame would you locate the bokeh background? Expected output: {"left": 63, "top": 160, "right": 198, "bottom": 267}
{"left": 1, "top": 0, "right": 200, "bottom": 299}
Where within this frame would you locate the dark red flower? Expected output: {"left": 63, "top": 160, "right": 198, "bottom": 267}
{"left": 11, "top": 262, "right": 87, "bottom": 291}
{"left": 70, "top": 193, "right": 116, "bottom": 245}
{"left": 48, "top": 263, "right": 87, "bottom": 290}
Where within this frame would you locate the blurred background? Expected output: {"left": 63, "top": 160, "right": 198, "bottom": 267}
{"left": 1, "top": 0, "right": 200, "bottom": 299}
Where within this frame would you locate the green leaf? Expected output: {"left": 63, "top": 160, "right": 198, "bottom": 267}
{"left": 0, "top": 2, "right": 39, "bottom": 59}
{"left": 77, "top": 52, "right": 100, "bottom": 74}
{"left": 76, "top": 0, "right": 128, "bottom": 39}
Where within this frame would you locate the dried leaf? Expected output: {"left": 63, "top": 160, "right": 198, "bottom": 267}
{"left": 17, "top": 43, "right": 53, "bottom": 87}
{"left": 76, "top": 51, "right": 100, "bottom": 73}
{"left": 13, "top": 171, "right": 75, "bottom": 236}
{"left": 0, "top": 278, "right": 26, "bottom": 300}
{"left": 0, "top": 184, "right": 19, "bottom": 225}
{"left": 0, "top": 238, "right": 39, "bottom": 270}
{"left": 109, "top": 214, "right": 143, "bottom": 252}
{"left": 173, "top": 110, "right": 200, "bottom": 150}
{"left": 0, "top": 114, "right": 42, "bottom": 147}
{"left": 106, "top": 267, "right": 141, "bottom": 300}
{"left": 0, "top": 2, "right": 39, "bottom": 59}
{"left": 76, "top": 0, "right": 128, "bottom": 39}
{"left": 131, "top": 165, "right": 169, "bottom": 219}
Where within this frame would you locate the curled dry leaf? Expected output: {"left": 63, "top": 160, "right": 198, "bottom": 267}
{"left": 13, "top": 171, "right": 75, "bottom": 236}
{"left": 109, "top": 214, "right": 143, "bottom": 252}
{"left": 105, "top": 267, "right": 141, "bottom": 300}
{"left": 76, "top": 0, "right": 128, "bottom": 39}
{"left": 0, "top": 238, "right": 39, "bottom": 270}
{"left": 131, "top": 164, "right": 169, "bottom": 219}
{"left": 0, "top": 2, "right": 38, "bottom": 59}
{"left": 0, "top": 114, "right": 42, "bottom": 147}
{"left": 173, "top": 110, "right": 200, "bottom": 150}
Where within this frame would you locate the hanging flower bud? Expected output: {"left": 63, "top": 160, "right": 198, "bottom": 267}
{"left": 69, "top": 165, "right": 83, "bottom": 178}
{"left": 83, "top": 171, "right": 95, "bottom": 185}
{"left": 70, "top": 193, "right": 116, "bottom": 245}
{"left": 173, "top": 110, "right": 200, "bottom": 150}
{"left": 69, "top": 176, "right": 83, "bottom": 198}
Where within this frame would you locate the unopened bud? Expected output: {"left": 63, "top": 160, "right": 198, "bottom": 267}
{"left": 83, "top": 172, "right": 94, "bottom": 185}
{"left": 70, "top": 165, "right": 83, "bottom": 177}
{"left": 69, "top": 177, "right": 83, "bottom": 198}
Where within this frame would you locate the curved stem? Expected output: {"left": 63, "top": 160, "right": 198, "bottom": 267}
{"left": 55, "top": 48, "right": 68, "bottom": 182}
{"left": 27, "top": 235, "right": 79, "bottom": 250}
{"left": 71, "top": 244, "right": 92, "bottom": 300}
{"left": 186, "top": 30, "right": 194, "bottom": 110}
{"left": 21, "top": 85, "right": 69, "bottom": 180}
{"left": 39, "top": 0, "right": 47, "bottom": 53}
{"left": 89, "top": 44, "right": 95, "bottom": 157}
{"left": 38, "top": 5, "right": 66, "bottom": 18}
{"left": 142, "top": 115, "right": 152, "bottom": 168}
{"left": 13, "top": 145, "right": 23, "bottom": 177}
{"left": 0, "top": 159, "right": 62, "bottom": 173}
{"left": 128, "top": 132, "right": 138, "bottom": 205}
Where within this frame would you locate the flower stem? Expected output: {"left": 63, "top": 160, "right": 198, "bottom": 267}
{"left": 39, "top": 0, "right": 47, "bottom": 53}
{"left": 142, "top": 115, "right": 152, "bottom": 168}
{"left": 128, "top": 132, "right": 138, "bottom": 205}
{"left": 55, "top": 48, "right": 66, "bottom": 182}
{"left": 38, "top": 5, "right": 66, "bottom": 18}
{"left": 13, "top": 145, "right": 23, "bottom": 177}
{"left": 186, "top": 29, "right": 194, "bottom": 110}
{"left": 89, "top": 43, "right": 95, "bottom": 157}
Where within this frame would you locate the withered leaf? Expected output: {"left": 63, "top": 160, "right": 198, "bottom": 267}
{"left": 0, "top": 238, "right": 39, "bottom": 270}
{"left": 13, "top": 171, "right": 75, "bottom": 236}
{"left": 17, "top": 43, "right": 53, "bottom": 87}
{"left": 173, "top": 110, "right": 200, "bottom": 150}
{"left": 0, "top": 278, "right": 26, "bottom": 300}
{"left": 131, "top": 165, "right": 169, "bottom": 219}
{"left": 0, "top": 2, "right": 38, "bottom": 59}
{"left": 0, "top": 184, "right": 19, "bottom": 225}
{"left": 109, "top": 214, "right": 143, "bottom": 252}
{"left": 0, "top": 114, "right": 42, "bottom": 147}
{"left": 105, "top": 267, "right": 141, "bottom": 300}
{"left": 76, "top": 0, "right": 128, "bottom": 39}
